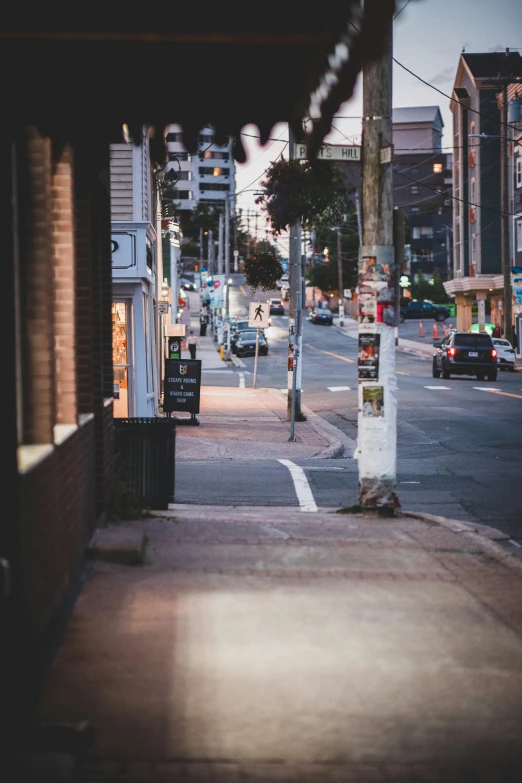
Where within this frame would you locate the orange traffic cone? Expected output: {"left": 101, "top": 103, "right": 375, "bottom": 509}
{"left": 433, "top": 323, "right": 439, "bottom": 340}
{"left": 419, "top": 322, "right": 424, "bottom": 338}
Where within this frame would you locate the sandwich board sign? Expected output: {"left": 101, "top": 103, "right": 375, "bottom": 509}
{"left": 248, "top": 301, "right": 269, "bottom": 329}
{"left": 163, "top": 359, "right": 201, "bottom": 414}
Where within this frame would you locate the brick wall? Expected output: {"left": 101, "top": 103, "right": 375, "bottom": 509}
{"left": 52, "top": 142, "right": 77, "bottom": 424}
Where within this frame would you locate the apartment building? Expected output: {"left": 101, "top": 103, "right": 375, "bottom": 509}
{"left": 165, "top": 125, "right": 236, "bottom": 216}
{"left": 444, "top": 50, "right": 522, "bottom": 332}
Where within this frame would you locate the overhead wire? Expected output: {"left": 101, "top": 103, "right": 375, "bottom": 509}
{"left": 346, "top": 18, "right": 522, "bottom": 134}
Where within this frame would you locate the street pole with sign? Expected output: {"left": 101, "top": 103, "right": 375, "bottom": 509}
{"left": 337, "top": 228, "right": 344, "bottom": 327}
{"left": 289, "top": 291, "right": 301, "bottom": 442}
{"left": 248, "top": 301, "right": 269, "bottom": 389}
{"left": 359, "top": 0, "right": 399, "bottom": 514}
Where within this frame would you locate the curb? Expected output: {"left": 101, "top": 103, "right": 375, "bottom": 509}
{"left": 231, "top": 355, "right": 247, "bottom": 368}
{"left": 403, "top": 511, "right": 522, "bottom": 575}
{"left": 86, "top": 527, "right": 147, "bottom": 565}
{"left": 300, "top": 403, "right": 357, "bottom": 459}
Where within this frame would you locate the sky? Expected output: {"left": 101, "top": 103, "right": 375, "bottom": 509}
{"left": 235, "top": 0, "right": 522, "bottom": 255}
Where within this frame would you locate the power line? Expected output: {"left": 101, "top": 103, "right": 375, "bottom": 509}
{"left": 393, "top": 0, "right": 412, "bottom": 19}
{"left": 346, "top": 18, "right": 521, "bottom": 133}
{"left": 393, "top": 166, "right": 515, "bottom": 216}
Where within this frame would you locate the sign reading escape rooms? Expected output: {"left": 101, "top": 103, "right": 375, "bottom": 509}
{"left": 163, "top": 359, "right": 201, "bottom": 414}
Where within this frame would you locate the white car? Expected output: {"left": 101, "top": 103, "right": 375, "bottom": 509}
{"left": 492, "top": 337, "right": 515, "bottom": 371}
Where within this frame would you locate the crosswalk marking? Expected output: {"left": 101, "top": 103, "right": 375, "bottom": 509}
{"left": 424, "top": 385, "right": 451, "bottom": 390}
{"left": 327, "top": 386, "right": 351, "bottom": 392}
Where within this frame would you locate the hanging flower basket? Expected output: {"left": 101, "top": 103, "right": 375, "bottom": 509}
{"left": 244, "top": 251, "right": 284, "bottom": 294}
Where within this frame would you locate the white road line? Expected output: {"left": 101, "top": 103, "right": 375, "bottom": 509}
{"left": 473, "top": 387, "right": 499, "bottom": 392}
{"left": 424, "top": 385, "right": 451, "bottom": 390}
{"left": 327, "top": 386, "right": 351, "bottom": 391}
{"left": 278, "top": 459, "right": 318, "bottom": 512}
{"left": 238, "top": 372, "right": 245, "bottom": 388}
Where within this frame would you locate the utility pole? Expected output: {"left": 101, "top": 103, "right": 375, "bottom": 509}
{"left": 234, "top": 207, "right": 239, "bottom": 272}
{"left": 218, "top": 211, "right": 224, "bottom": 275}
{"left": 359, "top": 0, "right": 399, "bottom": 514}
{"left": 254, "top": 212, "right": 259, "bottom": 255}
{"left": 287, "top": 124, "right": 303, "bottom": 420}
{"left": 501, "top": 84, "right": 513, "bottom": 345}
{"left": 208, "top": 228, "right": 214, "bottom": 276}
{"left": 199, "top": 227, "right": 203, "bottom": 269}
{"left": 246, "top": 209, "right": 250, "bottom": 260}
{"left": 224, "top": 196, "right": 231, "bottom": 358}
{"left": 337, "top": 228, "right": 344, "bottom": 327}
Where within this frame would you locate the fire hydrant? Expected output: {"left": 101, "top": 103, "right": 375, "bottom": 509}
{"left": 220, "top": 345, "right": 225, "bottom": 360}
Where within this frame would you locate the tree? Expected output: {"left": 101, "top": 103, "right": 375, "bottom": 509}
{"left": 255, "top": 159, "right": 350, "bottom": 235}
{"left": 244, "top": 251, "right": 284, "bottom": 295}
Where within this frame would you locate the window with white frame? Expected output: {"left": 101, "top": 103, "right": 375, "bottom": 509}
{"left": 516, "top": 155, "right": 522, "bottom": 188}
{"left": 517, "top": 219, "right": 522, "bottom": 251}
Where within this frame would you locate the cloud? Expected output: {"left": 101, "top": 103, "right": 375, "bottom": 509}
{"left": 428, "top": 65, "right": 455, "bottom": 85}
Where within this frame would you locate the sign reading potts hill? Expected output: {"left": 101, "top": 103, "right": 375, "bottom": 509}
{"left": 295, "top": 143, "right": 360, "bottom": 161}
{"left": 163, "top": 359, "right": 202, "bottom": 414}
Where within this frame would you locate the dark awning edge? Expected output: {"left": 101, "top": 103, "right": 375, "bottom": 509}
{"left": 1, "top": 2, "right": 398, "bottom": 167}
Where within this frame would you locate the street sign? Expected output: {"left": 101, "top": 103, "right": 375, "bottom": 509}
{"left": 163, "top": 359, "right": 201, "bottom": 414}
{"left": 158, "top": 301, "right": 169, "bottom": 315}
{"left": 295, "top": 143, "right": 360, "bottom": 161}
{"left": 344, "top": 289, "right": 352, "bottom": 299}
{"left": 248, "top": 301, "right": 270, "bottom": 328}
{"left": 167, "top": 337, "right": 181, "bottom": 359}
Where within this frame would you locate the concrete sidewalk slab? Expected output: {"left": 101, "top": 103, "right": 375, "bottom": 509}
{"left": 34, "top": 506, "right": 522, "bottom": 781}
{"left": 175, "top": 386, "right": 345, "bottom": 460}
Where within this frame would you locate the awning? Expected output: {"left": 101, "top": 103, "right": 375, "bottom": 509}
{"left": 1, "top": 2, "right": 396, "bottom": 164}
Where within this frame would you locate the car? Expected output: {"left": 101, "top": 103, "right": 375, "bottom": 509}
{"left": 492, "top": 337, "right": 516, "bottom": 371}
{"left": 276, "top": 275, "right": 289, "bottom": 290}
{"left": 234, "top": 329, "right": 268, "bottom": 357}
{"left": 432, "top": 330, "right": 497, "bottom": 381}
{"left": 180, "top": 278, "right": 197, "bottom": 291}
{"left": 400, "top": 300, "right": 450, "bottom": 323}
{"left": 308, "top": 307, "right": 333, "bottom": 325}
{"left": 268, "top": 298, "right": 285, "bottom": 315}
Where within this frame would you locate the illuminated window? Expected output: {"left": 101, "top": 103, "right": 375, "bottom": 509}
{"left": 433, "top": 163, "right": 443, "bottom": 173}
{"left": 213, "top": 167, "right": 222, "bottom": 176}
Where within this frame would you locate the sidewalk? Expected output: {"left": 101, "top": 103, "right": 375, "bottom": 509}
{"left": 28, "top": 505, "right": 522, "bottom": 781}
{"left": 174, "top": 293, "right": 352, "bottom": 459}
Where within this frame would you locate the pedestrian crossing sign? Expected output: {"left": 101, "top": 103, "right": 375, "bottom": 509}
{"left": 249, "top": 301, "right": 270, "bottom": 328}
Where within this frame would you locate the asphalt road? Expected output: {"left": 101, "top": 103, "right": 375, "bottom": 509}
{"left": 177, "top": 276, "right": 522, "bottom": 540}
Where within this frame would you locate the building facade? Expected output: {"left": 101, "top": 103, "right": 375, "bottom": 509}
{"left": 392, "top": 106, "right": 453, "bottom": 282}
{"left": 110, "top": 131, "right": 161, "bottom": 418}
{"left": 165, "top": 124, "right": 236, "bottom": 215}
{"left": 444, "top": 51, "right": 522, "bottom": 333}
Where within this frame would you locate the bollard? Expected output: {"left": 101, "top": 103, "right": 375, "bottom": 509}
{"left": 433, "top": 323, "right": 439, "bottom": 340}
{"left": 419, "top": 321, "right": 424, "bottom": 338}
{"left": 220, "top": 344, "right": 225, "bottom": 360}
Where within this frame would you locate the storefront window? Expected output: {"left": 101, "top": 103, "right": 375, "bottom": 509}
{"left": 112, "top": 302, "right": 129, "bottom": 418}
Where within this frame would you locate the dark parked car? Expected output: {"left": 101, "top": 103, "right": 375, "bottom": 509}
{"left": 268, "top": 298, "right": 285, "bottom": 315}
{"left": 400, "top": 300, "right": 450, "bottom": 323}
{"left": 308, "top": 307, "right": 333, "bottom": 325}
{"left": 233, "top": 329, "right": 268, "bottom": 357}
{"left": 432, "top": 331, "right": 497, "bottom": 381}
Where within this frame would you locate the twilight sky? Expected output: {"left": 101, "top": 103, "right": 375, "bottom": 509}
{"left": 235, "top": 0, "right": 522, "bottom": 255}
